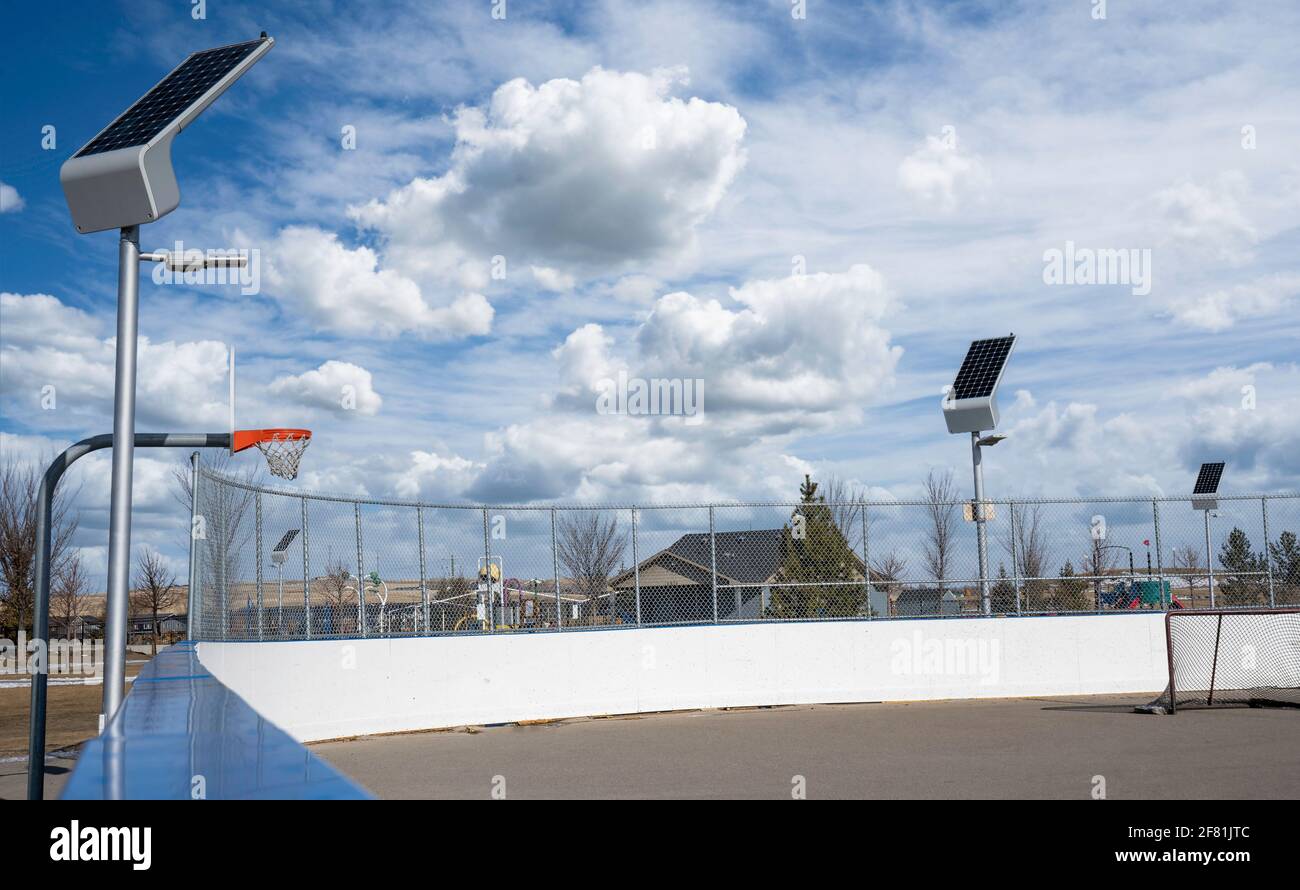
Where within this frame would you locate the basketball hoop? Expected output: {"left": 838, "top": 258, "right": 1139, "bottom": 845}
{"left": 231, "top": 428, "right": 311, "bottom": 480}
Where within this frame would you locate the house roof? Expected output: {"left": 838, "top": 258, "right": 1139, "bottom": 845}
{"left": 667, "top": 530, "right": 786, "bottom": 584}
{"left": 612, "top": 529, "right": 787, "bottom": 588}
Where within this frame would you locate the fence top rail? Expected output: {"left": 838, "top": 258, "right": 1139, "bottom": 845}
{"left": 197, "top": 465, "right": 1300, "bottom": 513}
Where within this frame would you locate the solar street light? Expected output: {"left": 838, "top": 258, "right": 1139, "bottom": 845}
{"left": 1192, "top": 461, "right": 1225, "bottom": 606}
{"left": 942, "top": 334, "right": 1016, "bottom": 615}
{"left": 59, "top": 34, "right": 274, "bottom": 725}
{"left": 270, "top": 529, "right": 300, "bottom": 633}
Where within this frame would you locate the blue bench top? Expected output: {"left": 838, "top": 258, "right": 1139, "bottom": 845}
{"left": 61, "top": 641, "right": 370, "bottom": 800}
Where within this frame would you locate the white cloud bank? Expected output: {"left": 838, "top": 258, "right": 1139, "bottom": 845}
{"left": 351, "top": 66, "right": 748, "bottom": 286}
{"left": 471, "top": 264, "right": 901, "bottom": 502}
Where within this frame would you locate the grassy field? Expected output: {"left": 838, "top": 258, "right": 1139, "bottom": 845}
{"left": 0, "top": 654, "right": 151, "bottom": 760}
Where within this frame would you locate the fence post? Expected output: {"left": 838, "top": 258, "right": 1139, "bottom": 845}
{"left": 1262, "top": 497, "right": 1275, "bottom": 607}
{"left": 631, "top": 508, "right": 642, "bottom": 625}
{"left": 186, "top": 452, "right": 200, "bottom": 640}
{"left": 1152, "top": 499, "right": 1165, "bottom": 609}
{"left": 301, "top": 496, "right": 311, "bottom": 639}
{"left": 551, "top": 508, "right": 563, "bottom": 630}
{"left": 255, "top": 491, "right": 264, "bottom": 641}
{"left": 418, "top": 505, "right": 429, "bottom": 633}
{"left": 861, "top": 501, "right": 872, "bottom": 618}
{"left": 355, "top": 502, "right": 366, "bottom": 637}
{"left": 482, "top": 508, "right": 492, "bottom": 632}
{"left": 709, "top": 506, "right": 718, "bottom": 624}
{"left": 1009, "top": 501, "right": 1021, "bottom": 614}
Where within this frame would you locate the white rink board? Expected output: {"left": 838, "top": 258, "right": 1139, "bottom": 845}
{"left": 198, "top": 613, "right": 1169, "bottom": 743}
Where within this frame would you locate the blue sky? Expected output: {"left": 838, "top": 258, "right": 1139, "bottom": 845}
{"left": 3, "top": 0, "right": 1299, "bottom": 577}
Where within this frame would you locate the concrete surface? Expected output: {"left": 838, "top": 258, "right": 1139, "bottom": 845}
{"left": 313, "top": 694, "right": 1300, "bottom": 799}
{"left": 0, "top": 757, "right": 73, "bottom": 800}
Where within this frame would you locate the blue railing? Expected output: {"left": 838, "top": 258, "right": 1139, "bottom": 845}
{"left": 61, "top": 641, "right": 370, "bottom": 799}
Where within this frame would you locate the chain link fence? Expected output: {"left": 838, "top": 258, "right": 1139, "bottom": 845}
{"left": 188, "top": 464, "right": 1300, "bottom": 641}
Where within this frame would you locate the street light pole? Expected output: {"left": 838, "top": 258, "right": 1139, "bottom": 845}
{"left": 970, "top": 431, "right": 991, "bottom": 615}
{"left": 102, "top": 226, "right": 141, "bottom": 726}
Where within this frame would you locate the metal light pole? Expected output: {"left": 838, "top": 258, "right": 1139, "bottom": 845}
{"left": 59, "top": 34, "right": 274, "bottom": 724}
{"left": 1205, "top": 510, "right": 1216, "bottom": 608}
{"left": 102, "top": 227, "right": 141, "bottom": 724}
{"left": 970, "top": 432, "right": 991, "bottom": 615}
{"left": 941, "top": 335, "right": 1016, "bottom": 618}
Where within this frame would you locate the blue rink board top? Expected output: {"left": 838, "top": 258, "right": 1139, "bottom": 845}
{"left": 61, "top": 641, "right": 370, "bottom": 800}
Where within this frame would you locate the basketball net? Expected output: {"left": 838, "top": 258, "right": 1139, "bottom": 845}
{"left": 254, "top": 432, "right": 310, "bottom": 480}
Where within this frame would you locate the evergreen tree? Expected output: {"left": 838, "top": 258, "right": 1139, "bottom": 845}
{"left": 768, "top": 475, "right": 864, "bottom": 619}
{"left": 1057, "top": 560, "right": 1091, "bottom": 611}
{"left": 1218, "top": 527, "right": 1266, "bottom": 606}
{"left": 1267, "top": 530, "right": 1300, "bottom": 604}
{"left": 989, "top": 563, "right": 1016, "bottom": 613}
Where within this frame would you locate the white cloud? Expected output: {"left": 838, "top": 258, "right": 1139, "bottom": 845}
{"left": 897, "top": 134, "right": 990, "bottom": 212}
{"left": 268, "top": 360, "right": 383, "bottom": 416}
{"left": 0, "top": 182, "right": 24, "bottom": 213}
{"left": 472, "top": 265, "right": 901, "bottom": 502}
{"left": 350, "top": 66, "right": 747, "bottom": 282}
{"left": 1172, "top": 275, "right": 1300, "bottom": 331}
{"left": 259, "top": 226, "right": 493, "bottom": 340}
{"left": 0, "top": 292, "right": 229, "bottom": 428}
{"left": 530, "top": 265, "right": 575, "bottom": 292}
{"left": 1001, "top": 363, "right": 1300, "bottom": 496}
{"left": 1153, "top": 172, "right": 1257, "bottom": 264}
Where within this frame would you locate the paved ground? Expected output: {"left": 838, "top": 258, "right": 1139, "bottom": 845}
{"left": 313, "top": 694, "right": 1300, "bottom": 799}
{"left": 0, "top": 757, "right": 73, "bottom": 800}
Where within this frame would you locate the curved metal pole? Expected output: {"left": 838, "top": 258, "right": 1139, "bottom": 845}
{"left": 28, "top": 432, "right": 230, "bottom": 800}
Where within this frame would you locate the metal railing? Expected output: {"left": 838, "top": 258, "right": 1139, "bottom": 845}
{"left": 189, "top": 463, "right": 1300, "bottom": 641}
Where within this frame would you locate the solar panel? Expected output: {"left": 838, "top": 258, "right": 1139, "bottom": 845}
{"left": 271, "top": 529, "right": 300, "bottom": 554}
{"left": 1193, "top": 462, "right": 1225, "bottom": 495}
{"left": 75, "top": 38, "right": 263, "bottom": 157}
{"left": 951, "top": 335, "right": 1015, "bottom": 400}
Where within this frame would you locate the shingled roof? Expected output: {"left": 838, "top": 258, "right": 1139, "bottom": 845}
{"left": 664, "top": 529, "right": 786, "bottom": 583}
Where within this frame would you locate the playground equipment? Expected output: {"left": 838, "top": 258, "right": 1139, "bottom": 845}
{"left": 478, "top": 558, "right": 505, "bottom": 629}
{"left": 1103, "top": 579, "right": 1174, "bottom": 610}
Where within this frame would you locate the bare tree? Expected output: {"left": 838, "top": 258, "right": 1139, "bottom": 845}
{"left": 1000, "top": 502, "right": 1052, "bottom": 610}
{"left": 557, "top": 513, "right": 628, "bottom": 617}
{"left": 1170, "top": 544, "right": 1204, "bottom": 607}
{"left": 53, "top": 552, "right": 89, "bottom": 640}
{"left": 131, "top": 548, "right": 180, "bottom": 655}
{"left": 868, "top": 549, "right": 907, "bottom": 615}
{"left": 0, "top": 456, "right": 79, "bottom": 635}
{"left": 823, "top": 475, "right": 866, "bottom": 542}
{"left": 921, "top": 469, "right": 959, "bottom": 591}
{"left": 1079, "top": 537, "right": 1116, "bottom": 606}
{"left": 317, "top": 556, "right": 354, "bottom": 634}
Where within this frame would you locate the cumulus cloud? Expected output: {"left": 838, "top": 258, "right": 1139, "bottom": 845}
{"left": 1002, "top": 363, "right": 1300, "bottom": 496}
{"left": 259, "top": 226, "right": 493, "bottom": 339}
{"left": 530, "top": 265, "right": 575, "bottom": 292}
{"left": 268, "top": 360, "right": 383, "bottom": 416}
{"left": 350, "top": 66, "right": 747, "bottom": 281}
{"left": 472, "top": 265, "right": 901, "bottom": 502}
{"left": 0, "top": 292, "right": 230, "bottom": 428}
{"left": 0, "top": 182, "right": 24, "bottom": 213}
{"left": 897, "top": 133, "right": 990, "bottom": 211}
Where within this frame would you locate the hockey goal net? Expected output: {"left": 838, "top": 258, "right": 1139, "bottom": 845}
{"left": 1142, "top": 609, "right": 1300, "bottom": 713}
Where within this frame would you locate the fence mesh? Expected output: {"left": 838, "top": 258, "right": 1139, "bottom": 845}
{"left": 189, "top": 465, "right": 1300, "bottom": 641}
